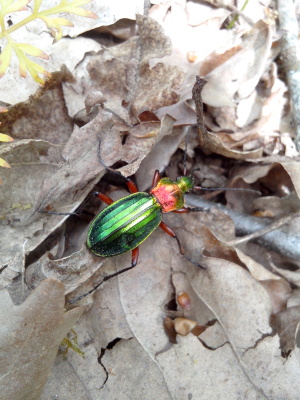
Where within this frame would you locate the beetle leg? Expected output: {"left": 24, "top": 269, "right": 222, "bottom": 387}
{"left": 151, "top": 170, "right": 161, "bottom": 187}
{"left": 94, "top": 192, "right": 114, "bottom": 205}
{"left": 159, "top": 221, "right": 184, "bottom": 254}
{"left": 38, "top": 191, "right": 115, "bottom": 216}
{"left": 69, "top": 248, "right": 139, "bottom": 303}
{"left": 159, "top": 221, "right": 205, "bottom": 270}
{"left": 125, "top": 178, "right": 139, "bottom": 194}
{"left": 173, "top": 206, "right": 208, "bottom": 213}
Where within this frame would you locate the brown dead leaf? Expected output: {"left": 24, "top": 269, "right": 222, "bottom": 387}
{"left": 199, "top": 321, "right": 228, "bottom": 349}
{"left": 198, "top": 126, "right": 263, "bottom": 159}
{"left": 0, "top": 279, "right": 83, "bottom": 400}
{"left": 136, "top": 125, "right": 185, "bottom": 191}
{"left": 253, "top": 193, "right": 300, "bottom": 218}
{"left": 261, "top": 279, "right": 292, "bottom": 314}
{"left": 186, "top": 257, "right": 300, "bottom": 398}
{"left": 0, "top": 81, "right": 73, "bottom": 144}
{"left": 163, "top": 317, "right": 177, "bottom": 344}
{"left": 287, "top": 289, "right": 300, "bottom": 308}
{"left": 25, "top": 247, "right": 105, "bottom": 300}
{"left": 0, "top": 108, "right": 116, "bottom": 279}
{"left": 193, "top": 219, "right": 292, "bottom": 314}
{"left": 271, "top": 265, "right": 300, "bottom": 288}
{"left": 231, "top": 162, "right": 295, "bottom": 190}
{"left": 201, "top": 20, "right": 273, "bottom": 107}
{"left": 271, "top": 306, "right": 300, "bottom": 354}
{"left": 119, "top": 114, "right": 176, "bottom": 178}
{"left": 87, "top": 15, "right": 184, "bottom": 124}
{"left": 199, "top": 45, "right": 242, "bottom": 76}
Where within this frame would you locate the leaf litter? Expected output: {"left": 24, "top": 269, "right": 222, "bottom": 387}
{"left": 1, "top": 1, "right": 300, "bottom": 399}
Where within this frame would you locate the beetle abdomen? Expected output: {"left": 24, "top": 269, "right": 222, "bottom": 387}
{"left": 87, "top": 192, "right": 162, "bottom": 257}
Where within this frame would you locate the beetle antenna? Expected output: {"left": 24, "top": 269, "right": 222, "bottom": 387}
{"left": 189, "top": 167, "right": 200, "bottom": 177}
{"left": 183, "top": 131, "right": 188, "bottom": 176}
{"left": 97, "top": 137, "right": 127, "bottom": 178}
{"left": 194, "top": 186, "right": 261, "bottom": 195}
{"left": 97, "top": 138, "right": 110, "bottom": 170}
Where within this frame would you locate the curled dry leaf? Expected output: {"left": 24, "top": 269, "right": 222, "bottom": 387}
{"left": 200, "top": 20, "right": 273, "bottom": 107}
{"left": 193, "top": 76, "right": 264, "bottom": 160}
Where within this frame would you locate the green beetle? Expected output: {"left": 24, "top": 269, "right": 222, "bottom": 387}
{"left": 76, "top": 165, "right": 205, "bottom": 303}
{"left": 87, "top": 170, "right": 201, "bottom": 258}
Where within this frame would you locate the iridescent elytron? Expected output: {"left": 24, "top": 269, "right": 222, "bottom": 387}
{"left": 87, "top": 175, "right": 196, "bottom": 258}
{"left": 87, "top": 192, "right": 161, "bottom": 257}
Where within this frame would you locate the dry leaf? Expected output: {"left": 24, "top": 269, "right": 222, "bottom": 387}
{"left": 0, "top": 279, "right": 83, "bottom": 400}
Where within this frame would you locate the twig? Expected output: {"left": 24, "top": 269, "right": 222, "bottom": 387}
{"left": 185, "top": 194, "right": 300, "bottom": 261}
{"left": 277, "top": 0, "right": 300, "bottom": 151}
{"left": 192, "top": 76, "right": 208, "bottom": 148}
{"left": 226, "top": 213, "right": 299, "bottom": 246}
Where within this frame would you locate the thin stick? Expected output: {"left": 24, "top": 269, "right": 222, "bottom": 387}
{"left": 227, "top": 212, "right": 300, "bottom": 246}
{"left": 277, "top": 0, "right": 300, "bottom": 150}
{"left": 192, "top": 76, "right": 209, "bottom": 148}
{"left": 183, "top": 129, "right": 189, "bottom": 176}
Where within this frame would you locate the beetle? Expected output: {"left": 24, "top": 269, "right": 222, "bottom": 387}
{"left": 69, "top": 146, "right": 207, "bottom": 302}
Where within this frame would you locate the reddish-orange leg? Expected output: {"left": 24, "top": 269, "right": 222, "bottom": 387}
{"left": 159, "top": 221, "right": 205, "bottom": 270}
{"left": 152, "top": 170, "right": 161, "bottom": 187}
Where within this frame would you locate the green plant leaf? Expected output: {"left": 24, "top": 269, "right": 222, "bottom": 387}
{"left": 33, "top": 0, "right": 43, "bottom": 13}
{"left": 26, "top": 61, "right": 50, "bottom": 83}
{"left": 0, "top": 0, "right": 97, "bottom": 83}
{"left": 40, "top": 16, "right": 73, "bottom": 41}
{"left": 13, "top": 43, "right": 50, "bottom": 83}
{"left": 43, "top": 0, "right": 97, "bottom": 19}
{"left": 0, "top": 0, "right": 30, "bottom": 17}
{"left": 0, "top": 133, "right": 14, "bottom": 142}
{"left": 63, "top": 5, "right": 97, "bottom": 19}
{"left": 17, "top": 43, "right": 49, "bottom": 59}
{"left": 0, "top": 42, "right": 12, "bottom": 77}
{"left": 0, "top": 158, "right": 11, "bottom": 168}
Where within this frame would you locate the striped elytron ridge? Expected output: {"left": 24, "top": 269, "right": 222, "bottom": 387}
{"left": 87, "top": 192, "right": 162, "bottom": 257}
